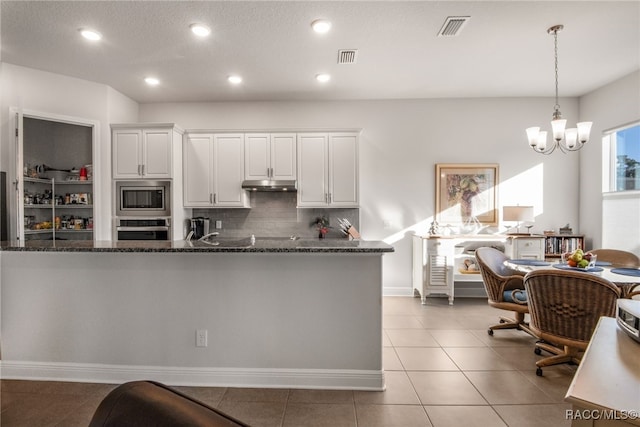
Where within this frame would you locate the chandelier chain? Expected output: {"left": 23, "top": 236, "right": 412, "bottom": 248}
{"left": 554, "top": 28, "right": 560, "bottom": 111}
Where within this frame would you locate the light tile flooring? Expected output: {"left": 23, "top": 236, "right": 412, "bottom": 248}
{"left": 0, "top": 296, "right": 577, "bottom": 427}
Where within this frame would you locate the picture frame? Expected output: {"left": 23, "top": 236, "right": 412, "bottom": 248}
{"left": 435, "top": 163, "right": 499, "bottom": 226}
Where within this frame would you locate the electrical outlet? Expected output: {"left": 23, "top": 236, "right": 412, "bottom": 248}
{"left": 215, "top": 220, "right": 222, "bottom": 229}
{"left": 196, "top": 329, "right": 208, "bottom": 347}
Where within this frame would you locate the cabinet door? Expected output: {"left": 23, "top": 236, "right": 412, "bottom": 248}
{"left": 143, "top": 129, "right": 172, "bottom": 178}
{"left": 214, "top": 134, "right": 247, "bottom": 206}
{"left": 297, "top": 133, "right": 328, "bottom": 207}
{"left": 328, "top": 133, "right": 358, "bottom": 207}
{"left": 183, "top": 134, "right": 214, "bottom": 207}
{"left": 244, "top": 133, "right": 270, "bottom": 180}
{"left": 515, "top": 238, "right": 544, "bottom": 260}
{"left": 271, "top": 133, "right": 297, "bottom": 180}
{"left": 113, "top": 129, "right": 142, "bottom": 178}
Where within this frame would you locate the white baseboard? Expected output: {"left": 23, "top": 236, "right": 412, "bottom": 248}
{"left": 383, "top": 286, "right": 414, "bottom": 296}
{"left": 0, "top": 361, "right": 385, "bottom": 391}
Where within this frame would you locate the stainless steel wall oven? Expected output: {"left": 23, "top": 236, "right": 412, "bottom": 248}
{"left": 115, "top": 218, "right": 171, "bottom": 241}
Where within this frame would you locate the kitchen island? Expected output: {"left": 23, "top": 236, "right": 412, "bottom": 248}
{"left": 0, "top": 239, "right": 392, "bottom": 390}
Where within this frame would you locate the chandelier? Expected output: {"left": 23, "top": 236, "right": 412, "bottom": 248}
{"left": 526, "top": 25, "right": 592, "bottom": 154}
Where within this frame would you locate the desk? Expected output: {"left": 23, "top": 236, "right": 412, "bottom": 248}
{"left": 505, "top": 261, "right": 640, "bottom": 298}
{"left": 565, "top": 317, "right": 640, "bottom": 426}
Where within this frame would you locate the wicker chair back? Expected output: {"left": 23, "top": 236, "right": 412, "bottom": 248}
{"left": 475, "top": 247, "right": 525, "bottom": 304}
{"left": 524, "top": 269, "right": 620, "bottom": 343}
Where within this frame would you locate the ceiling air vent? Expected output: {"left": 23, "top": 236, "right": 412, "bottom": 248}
{"left": 337, "top": 49, "right": 358, "bottom": 64}
{"left": 438, "top": 16, "right": 470, "bottom": 37}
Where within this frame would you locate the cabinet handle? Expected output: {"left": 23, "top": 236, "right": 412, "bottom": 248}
{"left": 141, "top": 164, "right": 145, "bottom": 176}
{"left": 329, "top": 193, "right": 332, "bottom": 203}
{"left": 209, "top": 193, "right": 213, "bottom": 204}
{"left": 214, "top": 193, "right": 217, "bottom": 204}
{"left": 269, "top": 168, "right": 273, "bottom": 178}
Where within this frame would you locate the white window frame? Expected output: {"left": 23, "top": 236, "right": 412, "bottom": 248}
{"left": 602, "top": 120, "right": 640, "bottom": 193}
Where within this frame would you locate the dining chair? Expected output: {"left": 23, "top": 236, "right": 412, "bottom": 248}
{"left": 589, "top": 248, "right": 640, "bottom": 268}
{"left": 475, "top": 247, "right": 533, "bottom": 336}
{"left": 523, "top": 269, "right": 620, "bottom": 376}
{"left": 590, "top": 249, "right": 640, "bottom": 299}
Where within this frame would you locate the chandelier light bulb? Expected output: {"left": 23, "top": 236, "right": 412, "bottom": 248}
{"left": 551, "top": 118, "right": 567, "bottom": 142}
{"left": 526, "top": 127, "right": 540, "bottom": 148}
{"left": 564, "top": 128, "right": 578, "bottom": 149}
{"left": 577, "top": 122, "right": 593, "bottom": 143}
{"left": 536, "top": 131, "right": 548, "bottom": 152}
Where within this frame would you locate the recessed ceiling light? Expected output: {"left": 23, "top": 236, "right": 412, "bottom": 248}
{"left": 79, "top": 28, "right": 102, "bottom": 41}
{"left": 228, "top": 75, "right": 243, "bottom": 84}
{"left": 316, "top": 74, "right": 331, "bottom": 83}
{"left": 190, "top": 23, "right": 211, "bottom": 37}
{"left": 311, "top": 19, "right": 332, "bottom": 34}
{"left": 144, "top": 77, "right": 160, "bottom": 86}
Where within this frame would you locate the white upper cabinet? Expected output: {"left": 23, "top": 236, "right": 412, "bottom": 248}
{"left": 183, "top": 133, "right": 214, "bottom": 207}
{"left": 183, "top": 133, "right": 248, "bottom": 208}
{"left": 328, "top": 133, "right": 359, "bottom": 207}
{"left": 244, "top": 133, "right": 296, "bottom": 180}
{"left": 297, "top": 132, "right": 359, "bottom": 208}
{"left": 214, "top": 134, "right": 247, "bottom": 206}
{"left": 112, "top": 126, "right": 173, "bottom": 179}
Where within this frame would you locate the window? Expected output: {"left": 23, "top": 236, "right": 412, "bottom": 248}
{"left": 604, "top": 123, "right": 640, "bottom": 192}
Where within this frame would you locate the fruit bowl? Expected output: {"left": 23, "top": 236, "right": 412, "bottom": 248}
{"left": 562, "top": 250, "right": 597, "bottom": 270}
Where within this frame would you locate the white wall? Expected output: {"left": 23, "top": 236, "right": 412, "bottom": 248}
{"left": 579, "top": 70, "right": 640, "bottom": 250}
{"left": 0, "top": 63, "right": 139, "bottom": 240}
{"left": 140, "top": 98, "right": 581, "bottom": 293}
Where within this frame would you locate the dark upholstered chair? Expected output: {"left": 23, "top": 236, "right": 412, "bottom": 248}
{"left": 523, "top": 269, "right": 620, "bottom": 376}
{"left": 89, "top": 381, "right": 249, "bottom": 427}
{"left": 475, "top": 247, "right": 533, "bottom": 336}
{"left": 589, "top": 248, "right": 640, "bottom": 268}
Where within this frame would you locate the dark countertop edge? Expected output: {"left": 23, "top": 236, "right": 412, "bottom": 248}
{"left": 0, "top": 241, "right": 394, "bottom": 254}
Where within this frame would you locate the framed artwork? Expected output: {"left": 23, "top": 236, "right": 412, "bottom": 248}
{"left": 435, "top": 163, "right": 499, "bottom": 225}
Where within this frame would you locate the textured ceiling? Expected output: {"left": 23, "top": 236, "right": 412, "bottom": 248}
{"left": 1, "top": 1, "right": 639, "bottom": 103}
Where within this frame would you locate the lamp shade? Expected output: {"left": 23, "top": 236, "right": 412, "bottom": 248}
{"left": 503, "top": 206, "right": 534, "bottom": 222}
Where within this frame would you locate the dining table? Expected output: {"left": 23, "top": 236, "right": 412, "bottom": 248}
{"left": 504, "top": 259, "right": 640, "bottom": 298}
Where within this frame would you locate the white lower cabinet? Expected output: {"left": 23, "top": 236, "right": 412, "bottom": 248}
{"left": 412, "top": 236, "right": 457, "bottom": 305}
{"left": 297, "top": 132, "right": 359, "bottom": 207}
{"left": 504, "top": 236, "right": 545, "bottom": 259}
{"left": 183, "top": 133, "right": 248, "bottom": 207}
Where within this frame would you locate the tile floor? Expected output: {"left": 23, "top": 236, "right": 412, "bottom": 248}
{"left": 0, "top": 296, "right": 577, "bottom": 427}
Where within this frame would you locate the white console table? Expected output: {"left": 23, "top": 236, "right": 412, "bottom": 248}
{"left": 412, "top": 234, "right": 545, "bottom": 304}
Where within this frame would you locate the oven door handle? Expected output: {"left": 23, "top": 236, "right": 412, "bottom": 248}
{"left": 117, "top": 227, "right": 169, "bottom": 232}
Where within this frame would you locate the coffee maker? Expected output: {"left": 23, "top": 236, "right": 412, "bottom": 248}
{"left": 189, "top": 217, "right": 210, "bottom": 239}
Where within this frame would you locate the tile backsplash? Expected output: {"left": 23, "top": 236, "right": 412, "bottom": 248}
{"left": 191, "top": 192, "right": 359, "bottom": 239}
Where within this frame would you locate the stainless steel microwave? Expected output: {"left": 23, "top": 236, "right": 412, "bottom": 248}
{"left": 115, "top": 181, "right": 171, "bottom": 217}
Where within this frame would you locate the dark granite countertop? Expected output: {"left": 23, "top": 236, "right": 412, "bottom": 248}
{"left": 1, "top": 237, "right": 394, "bottom": 253}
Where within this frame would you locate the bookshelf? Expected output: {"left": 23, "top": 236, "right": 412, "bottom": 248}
{"left": 544, "top": 234, "right": 585, "bottom": 259}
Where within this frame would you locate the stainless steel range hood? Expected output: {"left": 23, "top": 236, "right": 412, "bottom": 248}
{"left": 241, "top": 179, "right": 297, "bottom": 192}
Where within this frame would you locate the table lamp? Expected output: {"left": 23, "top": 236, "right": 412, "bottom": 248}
{"left": 503, "top": 206, "right": 534, "bottom": 235}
